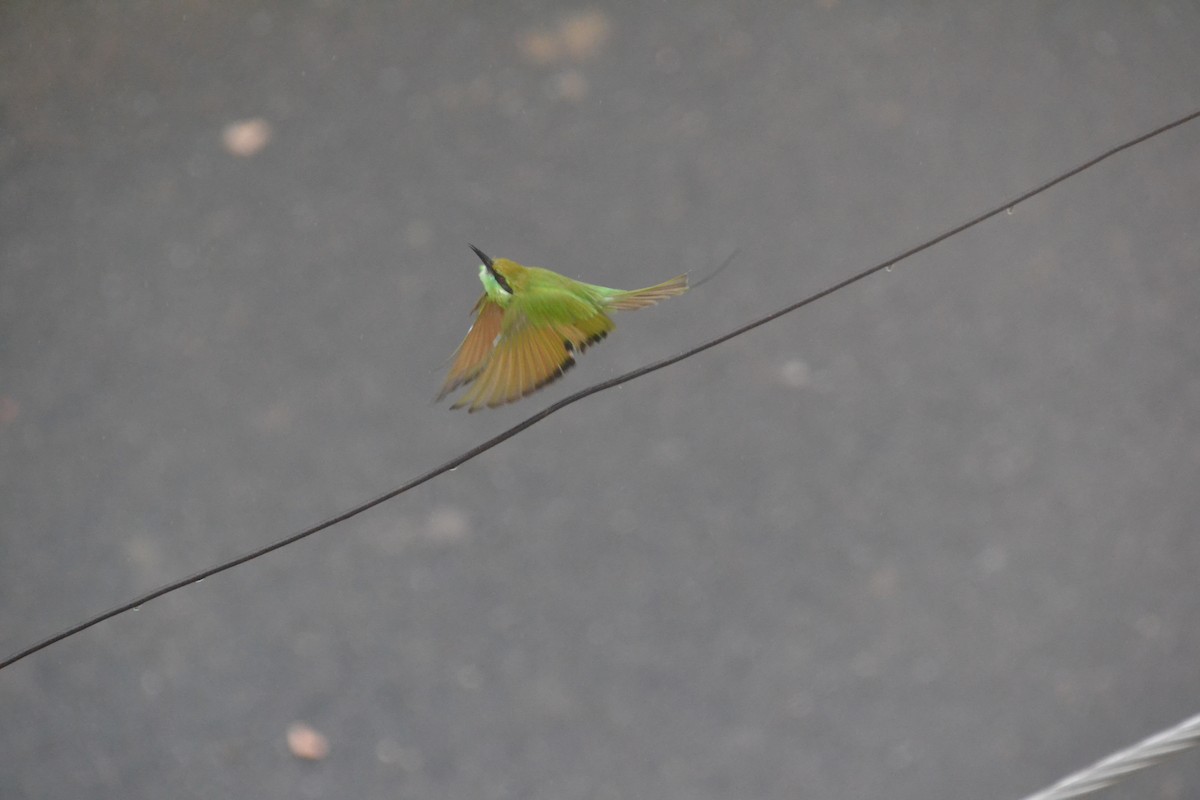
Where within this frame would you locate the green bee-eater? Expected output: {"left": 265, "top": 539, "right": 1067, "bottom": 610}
{"left": 438, "top": 245, "right": 688, "bottom": 411}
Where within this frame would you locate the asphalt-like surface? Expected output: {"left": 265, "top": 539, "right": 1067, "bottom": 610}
{"left": 3, "top": 4, "right": 1199, "bottom": 799}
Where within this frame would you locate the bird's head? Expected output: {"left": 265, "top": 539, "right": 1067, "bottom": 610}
{"left": 470, "top": 244, "right": 525, "bottom": 304}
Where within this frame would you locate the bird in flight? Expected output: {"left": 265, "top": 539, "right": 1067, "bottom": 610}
{"left": 437, "top": 245, "right": 688, "bottom": 411}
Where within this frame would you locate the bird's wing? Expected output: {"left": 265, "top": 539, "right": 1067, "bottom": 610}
{"left": 436, "top": 295, "right": 504, "bottom": 401}
{"left": 450, "top": 290, "right": 615, "bottom": 411}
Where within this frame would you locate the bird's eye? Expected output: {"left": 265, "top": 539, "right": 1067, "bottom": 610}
{"left": 491, "top": 269, "right": 514, "bottom": 294}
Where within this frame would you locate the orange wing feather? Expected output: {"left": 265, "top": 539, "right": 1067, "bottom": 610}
{"left": 451, "top": 324, "right": 571, "bottom": 411}
{"left": 449, "top": 311, "right": 616, "bottom": 412}
{"left": 436, "top": 296, "right": 504, "bottom": 401}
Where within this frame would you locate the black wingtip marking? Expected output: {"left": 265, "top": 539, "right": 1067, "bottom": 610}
{"left": 565, "top": 330, "right": 608, "bottom": 355}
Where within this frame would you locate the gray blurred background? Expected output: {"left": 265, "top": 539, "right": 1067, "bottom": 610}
{"left": 2, "top": 3, "right": 1199, "bottom": 799}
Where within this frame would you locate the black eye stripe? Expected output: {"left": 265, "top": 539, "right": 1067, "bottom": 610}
{"left": 468, "top": 243, "right": 513, "bottom": 294}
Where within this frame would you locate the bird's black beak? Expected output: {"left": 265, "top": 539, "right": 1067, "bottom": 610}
{"left": 468, "top": 243, "right": 493, "bottom": 269}
{"left": 469, "top": 243, "right": 513, "bottom": 294}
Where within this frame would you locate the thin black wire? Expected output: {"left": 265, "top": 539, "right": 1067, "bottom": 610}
{"left": 3, "top": 108, "right": 1198, "bottom": 672}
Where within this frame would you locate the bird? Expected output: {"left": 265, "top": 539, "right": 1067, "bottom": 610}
{"left": 437, "top": 245, "right": 688, "bottom": 411}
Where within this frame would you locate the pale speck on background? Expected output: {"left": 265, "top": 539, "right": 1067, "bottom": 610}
{"left": 551, "top": 69, "right": 589, "bottom": 103}
{"left": 222, "top": 118, "right": 272, "bottom": 157}
{"left": 123, "top": 535, "right": 165, "bottom": 575}
{"left": 0, "top": 395, "right": 19, "bottom": 427}
{"left": 286, "top": 722, "right": 330, "bottom": 761}
{"left": 423, "top": 506, "right": 470, "bottom": 544}
{"left": 779, "top": 358, "right": 811, "bottom": 388}
{"left": 558, "top": 9, "right": 612, "bottom": 61}
{"left": 518, "top": 9, "right": 612, "bottom": 66}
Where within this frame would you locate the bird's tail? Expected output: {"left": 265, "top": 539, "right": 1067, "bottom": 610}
{"left": 606, "top": 274, "right": 689, "bottom": 310}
